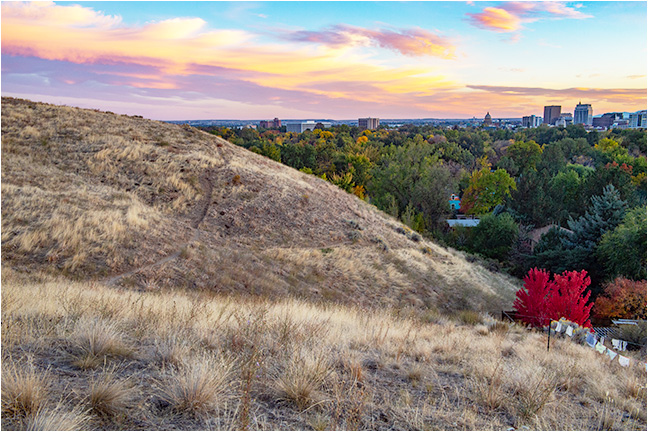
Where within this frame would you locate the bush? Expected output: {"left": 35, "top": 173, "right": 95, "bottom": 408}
{"left": 593, "top": 277, "right": 647, "bottom": 320}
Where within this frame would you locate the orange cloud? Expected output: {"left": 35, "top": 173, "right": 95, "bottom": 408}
{"left": 467, "top": 7, "right": 521, "bottom": 32}
{"left": 1, "top": 1, "right": 457, "bottom": 99}
{"left": 467, "top": 1, "right": 592, "bottom": 34}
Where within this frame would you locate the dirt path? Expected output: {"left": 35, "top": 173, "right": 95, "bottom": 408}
{"left": 103, "top": 140, "right": 227, "bottom": 287}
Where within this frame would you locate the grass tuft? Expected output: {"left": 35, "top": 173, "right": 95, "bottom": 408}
{"left": 88, "top": 372, "right": 133, "bottom": 417}
{"left": 24, "top": 405, "right": 90, "bottom": 431}
{"left": 1, "top": 362, "right": 50, "bottom": 418}
{"left": 274, "top": 350, "right": 331, "bottom": 409}
{"left": 157, "top": 354, "right": 234, "bottom": 417}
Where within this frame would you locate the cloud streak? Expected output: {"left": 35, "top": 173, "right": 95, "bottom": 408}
{"left": 286, "top": 24, "right": 455, "bottom": 58}
{"left": 467, "top": 1, "right": 592, "bottom": 34}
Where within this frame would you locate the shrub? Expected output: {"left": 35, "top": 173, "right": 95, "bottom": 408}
{"left": 593, "top": 277, "right": 647, "bottom": 320}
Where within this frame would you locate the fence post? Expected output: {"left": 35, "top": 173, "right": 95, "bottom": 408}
{"left": 547, "top": 322, "right": 551, "bottom": 352}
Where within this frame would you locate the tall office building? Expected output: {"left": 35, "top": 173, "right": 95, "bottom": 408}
{"left": 543, "top": 106, "right": 561, "bottom": 125}
{"left": 574, "top": 102, "right": 593, "bottom": 125}
{"left": 630, "top": 110, "right": 647, "bottom": 129}
{"left": 358, "top": 117, "right": 380, "bottom": 130}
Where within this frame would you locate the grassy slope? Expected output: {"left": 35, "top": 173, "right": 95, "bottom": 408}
{"left": 1, "top": 270, "right": 646, "bottom": 430}
{"left": 2, "top": 97, "right": 518, "bottom": 313}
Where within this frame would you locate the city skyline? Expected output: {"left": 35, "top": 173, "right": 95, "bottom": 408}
{"left": 1, "top": 1, "right": 646, "bottom": 120}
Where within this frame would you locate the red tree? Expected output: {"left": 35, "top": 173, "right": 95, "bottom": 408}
{"left": 549, "top": 270, "right": 592, "bottom": 328}
{"left": 593, "top": 278, "right": 647, "bottom": 320}
{"left": 513, "top": 268, "right": 553, "bottom": 327}
{"left": 514, "top": 268, "right": 593, "bottom": 328}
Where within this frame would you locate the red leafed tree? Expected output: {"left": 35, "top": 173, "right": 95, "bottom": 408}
{"left": 593, "top": 278, "right": 647, "bottom": 320}
{"left": 514, "top": 268, "right": 593, "bottom": 328}
{"left": 513, "top": 268, "right": 554, "bottom": 327}
{"left": 548, "top": 270, "right": 592, "bottom": 328}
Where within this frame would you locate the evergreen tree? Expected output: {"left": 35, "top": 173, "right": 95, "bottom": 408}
{"left": 561, "top": 184, "right": 627, "bottom": 292}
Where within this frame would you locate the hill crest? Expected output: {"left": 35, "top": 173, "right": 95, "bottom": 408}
{"left": 1, "top": 97, "right": 518, "bottom": 312}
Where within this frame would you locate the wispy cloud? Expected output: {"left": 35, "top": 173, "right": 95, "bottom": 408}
{"left": 467, "top": 1, "right": 592, "bottom": 34}
{"left": 285, "top": 24, "right": 455, "bottom": 58}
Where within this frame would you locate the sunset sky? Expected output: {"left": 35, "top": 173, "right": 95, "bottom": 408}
{"left": 2, "top": 1, "right": 646, "bottom": 120}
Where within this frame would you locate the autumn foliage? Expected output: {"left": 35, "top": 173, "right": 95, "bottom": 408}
{"left": 593, "top": 277, "right": 647, "bottom": 320}
{"left": 513, "top": 268, "right": 593, "bottom": 328}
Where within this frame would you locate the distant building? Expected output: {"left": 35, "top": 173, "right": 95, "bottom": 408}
{"left": 593, "top": 112, "right": 624, "bottom": 129}
{"left": 449, "top": 194, "right": 461, "bottom": 211}
{"left": 483, "top": 112, "right": 493, "bottom": 126}
{"left": 259, "top": 118, "right": 281, "bottom": 129}
{"left": 358, "top": 117, "right": 380, "bottom": 130}
{"left": 285, "top": 121, "right": 332, "bottom": 133}
{"left": 522, "top": 115, "right": 543, "bottom": 128}
{"left": 574, "top": 102, "right": 593, "bottom": 125}
{"left": 555, "top": 113, "right": 573, "bottom": 127}
{"left": 543, "top": 105, "right": 561, "bottom": 125}
{"left": 630, "top": 110, "right": 647, "bottom": 129}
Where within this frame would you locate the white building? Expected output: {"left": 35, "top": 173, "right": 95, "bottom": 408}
{"left": 629, "top": 110, "right": 647, "bottom": 129}
{"left": 522, "top": 115, "right": 543, "bottom": 128}
{"left": 285, "top": 121, "right": 332, "bottom": 133}
{"left": 574, "top": 102, "right": 593, "bottom": 125}
{"left": 358, "top": 117, "right": 380, "bottom": 130}
{"left": 555, "top": 113, "right": 573, "bottom": 127}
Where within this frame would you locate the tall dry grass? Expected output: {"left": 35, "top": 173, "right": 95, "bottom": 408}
{"left": 1, "top": 269, "right": 645, "bottom": 430}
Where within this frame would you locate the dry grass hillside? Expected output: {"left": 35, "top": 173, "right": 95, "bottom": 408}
{"left": 2, "top": 97, "right": 518, "bottom": 313}
{"left": 1, "top": 98, "right": 646, "bottom": 431}
{"left": 1, "top": 269, "right": 646, "bottom": 430}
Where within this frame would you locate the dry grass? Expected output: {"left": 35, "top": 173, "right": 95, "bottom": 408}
{"left": 1, "top": 271, "right": 645, "bottom": 430}
{"left": 1, "top": 361, "right": 50, "bottom": 419}
{"left": 70, "top": 317, "right": 132, "bottom": 369}
{"left": 2, "top": 96, "right": 518, "bottom": 313}
{"left": 157, "top": 354, "right": 235, "bottom": 417}
{"left": 24, "top": 405, "right": 90, "bottom": 431}
{"left": 88, "top": 372, "right": 133, "bottom": 417}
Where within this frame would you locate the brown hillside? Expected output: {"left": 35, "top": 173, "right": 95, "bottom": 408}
{"left": 1, "top": 97, "right": 518, "bottom": 312}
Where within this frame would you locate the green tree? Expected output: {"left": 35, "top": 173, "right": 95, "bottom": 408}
{"left": 470, "top": 212, "right": 519, "bottom": 261}
{"left": 597, "top": 207, "right": 647, "bottom": 281}
{"left": 506, "top": 140, "right": 543, "bottom": 175}
{"left": 461, "top": 162, "right": 516, "bottom": 215}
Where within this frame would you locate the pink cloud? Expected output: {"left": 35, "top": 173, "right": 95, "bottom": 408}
{"left": 286, "top": 25, "right": 455, "bottom": 58}
{"left": 467, "top": 1, "right": 592, "bottom": 34}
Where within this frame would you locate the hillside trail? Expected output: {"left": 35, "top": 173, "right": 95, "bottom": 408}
{"left": 103, "top": 143, "right": 227, "bottom": 287}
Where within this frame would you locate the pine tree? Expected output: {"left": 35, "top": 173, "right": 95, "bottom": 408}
{"left": 560, "top": 184, "right": 627, "bottom": 288}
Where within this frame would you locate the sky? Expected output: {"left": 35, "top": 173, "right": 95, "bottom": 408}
{"left": 1, "top": 1, "right": 646, "bottom": 120}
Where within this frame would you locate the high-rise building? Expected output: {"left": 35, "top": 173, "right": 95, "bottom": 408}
{"left": 543, "top": 106, "right": 561, "bottom": 125}
{"left": 574, "top": 102, "right": 593, "bottom": 125}
{"left": 358, "top": 117, "right": 380, "bottom": 130}
{"left": 630, "top": 110, "right": 647, "bottom": 129}
{"left": 522, "top": 115, "right": 543, "bottom": 128}
{"left": 259, "top": 117, "right": 282, "bottom": 129}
